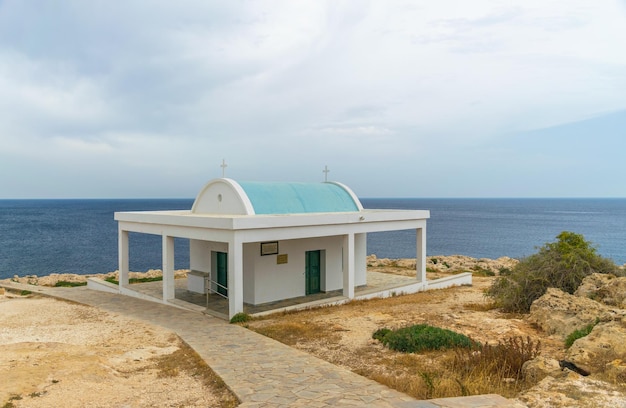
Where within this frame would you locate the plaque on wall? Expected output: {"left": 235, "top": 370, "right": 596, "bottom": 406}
{"left": 260, "top": 241, "right": 279, "bottom": 256}
{"left": 277, "top": 254, "right": 288, "bottom": 264}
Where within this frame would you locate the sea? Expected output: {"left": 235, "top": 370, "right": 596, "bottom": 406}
{"left": 1, "top": 198, "right": 625, "bottom": 280}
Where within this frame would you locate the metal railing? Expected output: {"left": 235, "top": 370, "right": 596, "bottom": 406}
{"left": 205, "top": 275, "right": 228, "bottom": 309}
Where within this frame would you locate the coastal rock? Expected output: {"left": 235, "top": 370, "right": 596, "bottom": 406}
{"left": 366, "top": 254, "right": 519, "bottom": 274}
{"left": 528, "top": 288, "right": 626, "bottom": 337}
{"left": 575, "top": 273, "right": 626, "bottom": 308}
{"left": 566, "top": 321, "right": 626, "bottom": 376}
{"left": 2, "top": 269, "right": 189, "bottom": 287}
{"left": 522, "top": 357, "right": 562, "bottom": 382}
{"left": 516, "top": 374, "right": 626, "bottom": 408}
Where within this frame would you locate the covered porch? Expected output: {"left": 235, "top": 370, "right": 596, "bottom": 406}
{"left": 88, "top": 269, "right": 472, "bottom": 319}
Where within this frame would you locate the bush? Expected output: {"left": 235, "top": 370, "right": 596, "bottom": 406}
{"left": 372, "top": 328, "right": 392, "bottom": 342}
{"left": 565, "top": 320, "right": 598, "bottom": 348}
{"left": 486, "top": 232, "right": 618, "bottom": 313}
{"left": 54, "top": 281, "right": 87, "bottom": 287}
{"left": 453, "top": 336, "right": 541, "bottom": 380}
{"left": 373, "top": 324, "right": 476, "bottom": 353}
{"left": 229, "top": 312, "right": 251, "bottom": 324}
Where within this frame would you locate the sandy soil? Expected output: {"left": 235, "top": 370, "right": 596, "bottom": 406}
{"left": 0, "top": 291, "right": 235, "bottom": 408}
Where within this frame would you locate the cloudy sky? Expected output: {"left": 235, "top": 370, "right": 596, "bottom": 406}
{"left": 1, "top": 1, "right": 625, "bottom": 198}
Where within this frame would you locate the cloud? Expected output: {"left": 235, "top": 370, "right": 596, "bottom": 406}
{"left": 0, "top": 1, "right": 625, "bottom": 198}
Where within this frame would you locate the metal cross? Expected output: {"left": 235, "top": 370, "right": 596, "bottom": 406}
{"left": 323, "top": 165, "right": 330, "bottom": 182}
{"left": 221, "top": 159, "right": 228, "bottom": 178}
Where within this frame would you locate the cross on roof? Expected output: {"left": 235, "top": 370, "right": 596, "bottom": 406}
{"left": 323, "top": 165, "right": 330, "bottom": 182}
{"left": 221, "top": 159, "right": 227, "bottom": 178}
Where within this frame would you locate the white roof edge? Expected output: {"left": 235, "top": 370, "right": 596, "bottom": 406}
{"left": 326, "top": 181, "right": 363, "bottom": 211}
{"left": 221, "top": 178, "right": 256, "bottom": 215}
{"left": 191, "top": 178, "right": 256, "bottom": 215}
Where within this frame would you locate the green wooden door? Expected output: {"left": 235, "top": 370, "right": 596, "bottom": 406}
{"left": 305, "top": 250, "right": 321, "bottom": 295}
{"left": 216, "top": 252, "right": 228, "bottom": 297}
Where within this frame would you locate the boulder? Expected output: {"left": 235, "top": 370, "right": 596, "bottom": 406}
{"left": 516, "top": 374, "right": 626, "bottom": 408}
{"left": 575, "top": 273, "right": 626, "bottom": 308}
{"left": 528, "top": 288, "right": 626, "bottom": 337}
{"left": 522, "top": 356, "right": 562, "bottom": 382}
{"left": 566, "top": 321, "right": 626, "bottom": 375}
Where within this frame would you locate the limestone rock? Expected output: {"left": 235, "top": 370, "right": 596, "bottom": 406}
{"left": 575, "top": 273, "right": 626, "bottom": 308}
{"left": 566, "top": 321, "right": 626, "bottom": 375}
{"left": 366, "top": 254, "right": 519, "bottom": 274}
{"left": 522, "top": 356, "right": 562, "bottom": 382}
{"left": 516, "top": 374, "right": 626, "bottom": 408}
{"left": 528, "top": 288, "right": 626, "bottom": 337}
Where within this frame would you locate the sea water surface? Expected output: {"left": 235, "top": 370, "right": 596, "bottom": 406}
{"left": 0, "top": 198, "right": 624, "bottom": 279}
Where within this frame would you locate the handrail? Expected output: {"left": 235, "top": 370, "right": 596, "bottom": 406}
{"left": 205, "top": 275, "right": 228, "bottom": 311}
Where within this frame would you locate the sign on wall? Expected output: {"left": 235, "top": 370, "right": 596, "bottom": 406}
{"left": 260, "top": 241, "right": 279, "bottom": 256}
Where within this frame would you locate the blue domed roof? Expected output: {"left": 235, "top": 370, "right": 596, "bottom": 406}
{"left": 237, "top": 181, "right": 361, "bottom": 215}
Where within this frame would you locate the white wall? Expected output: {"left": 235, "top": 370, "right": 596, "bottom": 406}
{"left": 246, "top": 236, "right": 345, "bottom": 305}
{"left": 355, "top": 233, "right": 367, "bottom": 286}
{"left": 192, "top": 180, "right": 248, "bottom": 214}
{"left": 189, "top": 239, "right": 228, "bottom": 273}
{"left": 191, "top": 234, "right": 369, "bottom": 306}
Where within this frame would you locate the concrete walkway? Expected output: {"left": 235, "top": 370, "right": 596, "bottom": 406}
{"left": 1, "top": 283, "right": 524, "bottom": 408}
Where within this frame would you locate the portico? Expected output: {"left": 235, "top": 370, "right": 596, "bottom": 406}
{"left": 106, "top": 178, "right": 467, "bottom": 319}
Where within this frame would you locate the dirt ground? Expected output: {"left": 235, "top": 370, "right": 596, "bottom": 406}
{"left": 245, "top": 272, "right": 567, "bottom": 400}
{"left": 0, "top": 291, "right": 237, "bottom": 408}
{"left": 2, "top": 256, "right": 616, "bottom": 406}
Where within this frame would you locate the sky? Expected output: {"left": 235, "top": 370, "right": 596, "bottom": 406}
{"left": 1, "top": 1, "right": 625, "bottom": 199}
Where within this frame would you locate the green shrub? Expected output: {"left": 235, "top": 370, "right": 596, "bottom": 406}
{"left": 486, "top": 232, "right": 618, "bottom": 313}
{"left": 104, "top": 276, "right": 163, "bottom": 285}
{"left": 229, "top": 312, "right": 251, "bottom": 324}
{"left": 565, "top": 320, "right": 598, "bottom": 348}
{"left": 471, "top": 266, "right": 495, "bottom": 277}
{"left": 372, "top": 328, "right": 392, "bottom": 342}
{"left": 54, "top": 281, "right": 87, "bottom": 287}
{"left": 373, "top": 324, "right": 475, "bottom": 353}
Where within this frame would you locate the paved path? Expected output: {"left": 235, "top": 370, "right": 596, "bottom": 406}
{"left": 1, "top": 283, "right": 524, "bottom": 407}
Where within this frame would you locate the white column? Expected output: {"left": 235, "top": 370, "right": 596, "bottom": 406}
{"left": 228, "top": 237, "right": 244, "bottom": 319}
{"left": 119, "top": 228, "right": 129, "bottom": 288}
{"left": 343, "top": 233, "right": 355, "bottom": 299}
{"left": 162, "top": 235, "right": 175, "bottom": 301}
{"left": 416, "top": 225, "right": 427, "bottom": 283}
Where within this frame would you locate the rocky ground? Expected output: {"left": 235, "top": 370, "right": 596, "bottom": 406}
{"left": 2, "top": 256, "right": 625, "bottom": 407}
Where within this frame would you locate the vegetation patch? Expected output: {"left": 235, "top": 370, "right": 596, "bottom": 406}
{"left": 104, "top": 276, "right": 163, "bottom": 285}
{"left": 452, "top": 336, "right": 541, "bottom": 381}
{"left": 486, "top": 232, "right": 619, "bottom": 313}
{"left": 252, "top": 321, "right": 338, "bottom": 346}
{"left": 373, "top": 324, "right": 476, "bottom": 353}
{"left": 229, "top": 312, "right": 251, "bottom": 324}
{"left": 54, "top": 281, "right": 87, "bottom": 287}
{"left": 471, "top": 265, "right": 495, "bottom": 277}
{"left": 565, "top": 320, "right": 599, "bottom": 348}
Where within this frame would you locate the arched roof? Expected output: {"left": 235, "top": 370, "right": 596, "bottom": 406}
{"left": 238, "top": 181, "right": 362, "bottom": 214}
{"left": 191, "top": 179, "right": 362, "bottom": 215}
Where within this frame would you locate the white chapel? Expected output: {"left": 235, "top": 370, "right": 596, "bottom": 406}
{"left": 94, "top": 178, "right": 471, "bottom": 319}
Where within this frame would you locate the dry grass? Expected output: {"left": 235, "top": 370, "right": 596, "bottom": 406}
{"left": 153, "top": 341, "right": 239, "bottom": 408}
{"left": 247, "top": 280, "right": 550, "bottom": 400}
{"left": 251, "top": 321, "right": 340, "bottom": 346}
{"left": 463, "top": 301, "right": 498, "bottom": 312}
